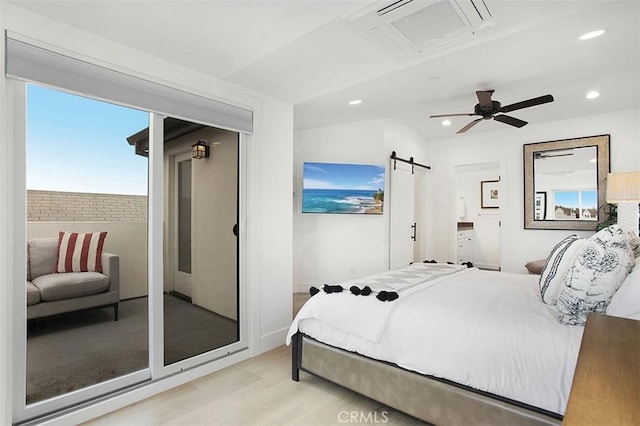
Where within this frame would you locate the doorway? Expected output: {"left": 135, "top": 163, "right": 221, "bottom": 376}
{"left": 454, "top": 162, "right": 501, "bottom": 270}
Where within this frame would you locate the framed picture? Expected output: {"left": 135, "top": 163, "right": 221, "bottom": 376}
{"left": 480, "top": 180, "right": 500, "bottom": 209}
{"left": 302, "top": 162, "right": 385, "bottom": 214}
{"left": 534, "top": 191, "right": 547, "bottom": 220}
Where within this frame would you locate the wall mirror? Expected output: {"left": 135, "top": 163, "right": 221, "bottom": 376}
{"left": 524, "top": 134, "right": 610, "bottom": 230}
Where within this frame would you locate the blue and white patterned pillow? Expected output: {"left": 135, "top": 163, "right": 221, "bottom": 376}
{"left": 557, "top": 225, "right": 635, "bottom": 325}
{"left": 539, "top": 234, "right": 584, "bottom": 305}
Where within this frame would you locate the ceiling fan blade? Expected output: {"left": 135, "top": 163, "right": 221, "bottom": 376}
{"left": 430, "top": 113, "right": 476, "bottom": 118}
{"left": 476, "top": 90, "right": 494, "bottom": 107}
{"left": 499, "top": 94, "right": 554, "bottom": 113}
{"left": 494, "top": 114, "right": 528, "bottom": 128}
{"left": 456, "top": 118, "right": 483, "bottom": 134}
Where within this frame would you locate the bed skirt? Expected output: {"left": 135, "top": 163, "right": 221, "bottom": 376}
{"left": 291, "top": 333, "right": 562, "bottom": 426}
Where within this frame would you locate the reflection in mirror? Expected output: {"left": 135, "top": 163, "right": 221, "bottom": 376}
{"left": 533, "top": 146, "right": 598, "bottom": 221}
{"left": 26, "top": 84, "right": 149, "bottom": 403}
{"left": 127, "top": 118, "right": 240, "bottom": 365}
{"left": 524, "top": 135, "right": 610, "bottom": 230}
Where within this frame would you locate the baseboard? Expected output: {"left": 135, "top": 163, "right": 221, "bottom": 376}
{"left": 260, "top": 326, "right": 288, "bottom": 353}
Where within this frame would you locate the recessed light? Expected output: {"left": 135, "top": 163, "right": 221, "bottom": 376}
{"left": 348, "top": 99, "right": 362, "bottom": 105}
{"left": 442, "top": 120, "right": 451, "bottom": 126}
{"left": 586, "top": 91, "right": 600, "bottom": 99}
{"left": 579, "top": 30, "right": 605, "bottom": 40}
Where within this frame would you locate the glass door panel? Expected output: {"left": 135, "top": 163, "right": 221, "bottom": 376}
{"left": 25, "top": 83, "right": 150, "bottom": 406}
{"left": 162, "top": 118, "right": 239, "bottom": 365}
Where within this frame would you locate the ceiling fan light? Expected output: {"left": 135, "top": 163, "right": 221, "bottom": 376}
{"left": 586, "top": 91, "right": 600, "bottom": 99}
{"left": 579, "top": 30, "right": 605, "bottom": 40}
{"left": 442, "top": 119, "right": 451, "bottom": 126}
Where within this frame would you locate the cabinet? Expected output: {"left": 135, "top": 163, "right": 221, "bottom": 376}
{"left": 456, "top": 230, "right": 474, "bottom": 264}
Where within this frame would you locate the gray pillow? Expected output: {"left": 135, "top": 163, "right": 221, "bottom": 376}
{"left": 557, "top": 225, "right": 635, "bottom": 325}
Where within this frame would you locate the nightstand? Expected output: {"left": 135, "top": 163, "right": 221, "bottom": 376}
{"left": 563, "top": 313, "right": 640, "bottom": 425}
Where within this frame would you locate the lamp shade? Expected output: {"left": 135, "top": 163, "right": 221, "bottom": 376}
{"left": 606, "top": 172, "right": 640, "bottom": 203}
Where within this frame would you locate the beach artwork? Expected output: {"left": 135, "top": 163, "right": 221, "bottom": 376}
{"left": 302, "top": 162, "right": 385, "bottom": 214}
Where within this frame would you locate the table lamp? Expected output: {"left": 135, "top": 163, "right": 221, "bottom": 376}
{"left": 606, "top": 172, "right": 640, "bottom": 235}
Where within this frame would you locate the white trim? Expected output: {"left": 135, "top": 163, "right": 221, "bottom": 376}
{"left": 260, "top": 327, "right": 289, "bottom": 353}
{"left": 148, "top": 113, "right": 165, "bottom": 378}
{"left": 8, "top": 79, "right": 27, "bottom": 424}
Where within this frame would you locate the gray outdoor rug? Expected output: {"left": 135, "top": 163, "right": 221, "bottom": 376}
{"left": 26, "top": 294, "right": 238, "bottom": 404}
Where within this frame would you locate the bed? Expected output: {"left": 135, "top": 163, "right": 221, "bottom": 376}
{"left": 287, "top": 250, "right": 639, "bottom": 425}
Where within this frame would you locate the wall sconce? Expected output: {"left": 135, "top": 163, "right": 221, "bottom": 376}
{"left": 192, "top": 141, "right": 209, "bottom": 159}
{"left": 606, "top": 172, "right": 640, "bottom": 235}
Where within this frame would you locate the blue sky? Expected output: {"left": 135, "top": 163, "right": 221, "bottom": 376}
{"left": 555, "top": 190, "right": 597, "bottom": 208}
{"left": 303, "top": 162, "right": 385, "bottom": 191}
{"left": 27, "top": 84, "right": 149, "bottom": 195}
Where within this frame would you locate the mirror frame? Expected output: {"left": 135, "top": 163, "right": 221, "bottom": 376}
{"left": 523, "top": 134, "right": 610, "bottom": 230}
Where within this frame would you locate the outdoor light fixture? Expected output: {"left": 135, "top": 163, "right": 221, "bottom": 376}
{"left": 192, "top": 141, "right": 209, "bottom": 159}
{"left": 607, "top": 172, "right": 640, "bottom": 235}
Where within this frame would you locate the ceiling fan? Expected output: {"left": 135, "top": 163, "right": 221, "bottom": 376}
{"left": 430, "top": 90, "right": 554, "bottom": 134}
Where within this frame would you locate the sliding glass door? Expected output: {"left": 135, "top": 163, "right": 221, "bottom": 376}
{"left": 12, "top": 82, "right": 245, "bottom": 423}
{"left": 19, "top": 83, "right": 151, "bottom": 418}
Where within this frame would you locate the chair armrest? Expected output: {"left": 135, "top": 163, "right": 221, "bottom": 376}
{"left": 101, "top": 252, "right": 120, "bottom": 294}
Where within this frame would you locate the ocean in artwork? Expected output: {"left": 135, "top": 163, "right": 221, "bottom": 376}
{"left": 302, "top": 188, "right": 383, "bottom": 214}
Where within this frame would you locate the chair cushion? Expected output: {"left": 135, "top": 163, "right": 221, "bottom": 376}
{"left": 26, "top": 281, "right": 40, "bottom": 306}
{"left": 28, "top": 238, "right": 58, "bottom": 280}
{"left": 32, "top": 272, "right": 109, "bottom": 302}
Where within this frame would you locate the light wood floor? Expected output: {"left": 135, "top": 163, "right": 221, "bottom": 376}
{"left": 84, "top": 292, "right": 422, "bottom": 425}
{"left": 84, "top": 344, "right": 422, "bottom": 425}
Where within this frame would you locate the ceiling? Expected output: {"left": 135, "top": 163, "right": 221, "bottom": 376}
{"left": 8, "top": 0, "right": 640, "bottom": 140}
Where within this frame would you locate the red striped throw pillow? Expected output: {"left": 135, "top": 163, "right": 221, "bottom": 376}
{"left": 55, "top": 231, "right": 108, "bottom": 273}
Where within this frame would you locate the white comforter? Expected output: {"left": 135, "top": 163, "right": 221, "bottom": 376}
{"left": 287, "top": 265, "right": 584, "bottom": 415}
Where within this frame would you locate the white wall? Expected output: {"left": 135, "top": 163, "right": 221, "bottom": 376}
{"left": 427, "top": 108, "right": 640, "bottom": 274}
{"left": 293, "top": 119, "right": 429, "bottom": 292}
{"left": 0, "top": 3, "right": 292, "bottom": 423}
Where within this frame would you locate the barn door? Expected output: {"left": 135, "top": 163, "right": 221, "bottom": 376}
{"left": 389, "top": 161, "right": 416, "bottom": 269}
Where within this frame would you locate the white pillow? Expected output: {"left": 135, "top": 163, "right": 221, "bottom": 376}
{"left": 539, "top": 235, "right": 584, "bottom": 305}
{"left": 606, "top": 264, "right": 640, "bottom": 319}
{"left": 557, "top": 225, "right": 635, "bottom": 325}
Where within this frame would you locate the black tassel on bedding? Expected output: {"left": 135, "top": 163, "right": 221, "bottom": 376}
{"left": 350, "top": 285, "right": 373, "bottom": 296}
{"left": 376, "top": 290, "right": 399, "bottom": 302}
{"left": 323, "top": 284, "right": 343, "bottom": 294}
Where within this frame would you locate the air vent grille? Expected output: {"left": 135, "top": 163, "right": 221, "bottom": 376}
{"left": 390, "top": 1, "right": 466, "bottom": 45}
{"left": 377, "top": 0, "right": 413, "bottom": 16}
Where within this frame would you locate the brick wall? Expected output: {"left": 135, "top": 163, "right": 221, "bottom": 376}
{"left": 27, "top": 190, "right": 147, "bottom": 222}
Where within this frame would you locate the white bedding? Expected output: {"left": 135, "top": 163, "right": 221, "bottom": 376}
{"left": 287, "top": 265, "right": 584, "bottom": 415}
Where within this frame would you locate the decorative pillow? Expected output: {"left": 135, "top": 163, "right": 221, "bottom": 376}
{"left": 557, "top": 225, "right": 635, "bottom": 325}
{"left": 539, "top": 235, "right": 585, "bottom": 305}
{"left": 55, "top": 231, "right": 107, "bottom": 273}
{"left": 606, "top": 265, "right": 640, "bottom": 319}
{"left": 525, "top": 259, "right": 546, "bottom": 275}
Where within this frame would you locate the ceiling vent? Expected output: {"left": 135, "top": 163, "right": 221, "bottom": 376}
{"left": 349, "top": 0, "right": 494, "bottom": 58}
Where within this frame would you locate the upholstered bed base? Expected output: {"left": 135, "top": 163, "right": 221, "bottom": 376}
{"left": 292, "top": 333, "right": 562, "bottom": 426}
